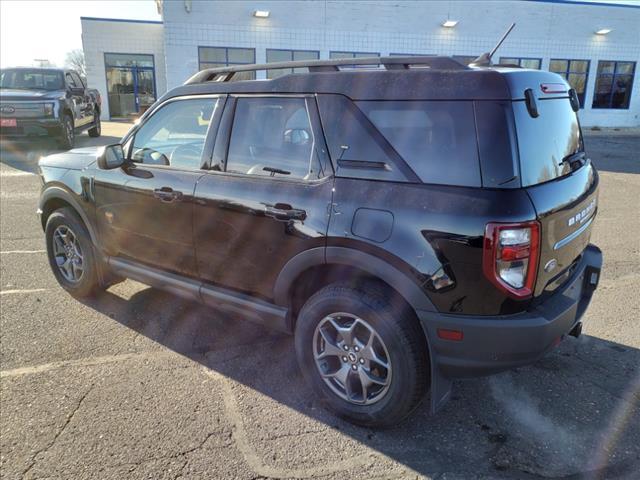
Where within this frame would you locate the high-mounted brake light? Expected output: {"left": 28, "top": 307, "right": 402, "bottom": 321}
{"left": 483, "top": 221, "right": 540, "bottom": 299}
{"left": 540, "top": 83, "right": 567, "bottom": 94}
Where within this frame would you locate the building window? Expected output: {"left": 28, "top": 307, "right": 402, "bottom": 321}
{"left": 499, "top": 57, "right": 542, "bottom": 69}
{"left": 266, "top": 49, "right": 320, "bottom": 79}
{"left": 453, "top": 55, "right": 477, "bottom": 66}
{"left": 330, "top": 51, "right": 380, "bottom": 68}
{"left": 198, "top": 47, "right": 256, "bottom": 80}
{"left": 592, "top": 61, "right": 636, "bottom": 110}
{"left": 549, "top": 59, "right": 590, "bottom": 108}
{"left": 104, "top": 53, "right": 156, "bottom": 117}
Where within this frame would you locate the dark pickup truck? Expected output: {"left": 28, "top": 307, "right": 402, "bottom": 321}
{"left": 0, "top": 67, "right": 101, "bottom": 148}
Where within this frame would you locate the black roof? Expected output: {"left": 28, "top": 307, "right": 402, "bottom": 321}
{"left": 164, "top": 56, "right": 569, "bottom": 102}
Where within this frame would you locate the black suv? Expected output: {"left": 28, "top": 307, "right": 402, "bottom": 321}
{"left": 38, "top": 56, "right": 602, "bottom": 427}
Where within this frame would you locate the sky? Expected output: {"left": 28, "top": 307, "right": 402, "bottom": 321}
{"left": 0, "top": 0, "right": 161, "bottom": 68}
{"left": 0, "top": 0, "right": 638, "bottom": 69}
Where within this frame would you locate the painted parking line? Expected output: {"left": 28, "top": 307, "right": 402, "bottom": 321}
{"left": 0, "top": 288, "right": 49, "bottom": 296}
{"left": 0, "top": 351, "right": 172, "bottom": 378}
{"left": 0, "top": 171, "right": 36, "bottom": 177}
{"left": 0, "top": 250, "right": 46, "bottom": 254}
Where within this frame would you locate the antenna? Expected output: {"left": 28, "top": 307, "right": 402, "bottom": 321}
{"left": 469, "top": 23, "right": 516, "bottom": 67}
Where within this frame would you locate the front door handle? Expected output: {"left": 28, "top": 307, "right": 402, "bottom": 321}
{"left": 153, "top": 187, "right": 183, "bottom": 203}
{"left": 265, "top": 203, "right": 307, "bottom": 221}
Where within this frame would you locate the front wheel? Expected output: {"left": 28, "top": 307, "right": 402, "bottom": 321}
{"left": 294, "top": 282, "right": 429, "bottom": 427}
{"left": 88, "top": 112, "right": 101, "bottom": 137}
{"left": 57, "top": 114, "right": 74, "bottom": 150}
{"left": 45, "top": 208, "right": 102, "bottom": 297}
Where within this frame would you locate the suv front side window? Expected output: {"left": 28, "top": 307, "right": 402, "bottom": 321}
{"left": 131, "top": 97, "right": 219, "bottom": 170}
{"left": 226, "top": 97, "right": 323, "bottom": 180}
{"left": 65, "top": 73, "right": 78, "bottom": 88}
{"left": 70, "top": 72, "right": 84, "bottom": 89}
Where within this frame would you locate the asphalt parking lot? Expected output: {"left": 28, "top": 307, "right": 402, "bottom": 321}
{"left": 1, "top": 123, "right": 639, "bottom": 479}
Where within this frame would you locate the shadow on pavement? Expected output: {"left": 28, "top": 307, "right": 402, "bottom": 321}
{"left": 81, "top": 286, "right": 640, "bottom": 479}
{"left": 0, "top": 134, "right": 122, "bottom": 174}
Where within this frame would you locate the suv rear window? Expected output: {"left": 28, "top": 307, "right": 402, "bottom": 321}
{"left": 513, "top": 98, "right": 582, "bottom": 186}
{"left": 357, "top": 101, "right": 481, "bottom": 187}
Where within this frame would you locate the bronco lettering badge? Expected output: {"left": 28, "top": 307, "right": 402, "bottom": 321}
{"left": 568, "top": 199, "right": 596, "bottom": 227}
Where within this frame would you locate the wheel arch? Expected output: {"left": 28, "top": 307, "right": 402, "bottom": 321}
{"left": 39, "top": 187, "right": 97, "bottom": 246}
{"left": 61, "top": 107, "right": 74, "bottom": 124}
{"left": 275, "top": 246, "right": 437, "bottom": 323}
{"left": 276, "top": 247, "right": 450, "bottom": 415}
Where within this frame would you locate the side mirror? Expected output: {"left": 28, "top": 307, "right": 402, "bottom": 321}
{"left": 70, "top": 87, "right": 84, "bottom": 95}
{"left": 98, "top": 144, "right": 126, "bottom": 170}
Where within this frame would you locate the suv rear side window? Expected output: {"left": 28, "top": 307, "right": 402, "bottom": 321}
{"left": 357, "top": 101, "right": 481, "bottom": 187}
{"left": 226, "top": 97, "right": 323, "bottom": 180}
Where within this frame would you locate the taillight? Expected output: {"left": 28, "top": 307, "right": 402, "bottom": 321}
{"left": 483, "top": 221, "right": 540, "bottom": 298}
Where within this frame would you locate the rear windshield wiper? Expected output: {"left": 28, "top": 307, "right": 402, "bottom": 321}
{"left": 559, "top": 151, "right": 586, "bottom": 172}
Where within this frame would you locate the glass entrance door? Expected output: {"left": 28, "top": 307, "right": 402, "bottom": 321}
{"left": 104, "top": 53, "right": 156, "bottom": 119}
{"left": 135, "top": 69, "right": 155, "bottom": 114}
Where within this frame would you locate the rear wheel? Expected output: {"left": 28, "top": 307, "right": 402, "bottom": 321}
{"left": 57, "top": 114, "right": 74, "bottom": 149}
{"left": 45, "top": 208, "right": 101, "bottom": 297}
{"left": 294, "top": 282, "right": 429, "bottom": 427}
{"left": 88, "top": 111, "right": 101, "bottom": 137}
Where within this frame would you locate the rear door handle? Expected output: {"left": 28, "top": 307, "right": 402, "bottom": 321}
{"left": 265, "top": 203, "right": 307, "bottom": 221}
{"left": 153, "top": 187, "right": 183, "bottom": 203}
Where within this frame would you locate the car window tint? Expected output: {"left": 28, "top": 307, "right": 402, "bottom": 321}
{"left": 131, "top": 98, "right": 218, "bottom": 169}
{"left": 65, "top": 73, "right": 77, "bottom": 88}
{"left": 71, "top": 72, "right": 83, "bottom": 88}
{"left": 356, "top": 101, "right": 481, "bottom": 187}
{"left": 226, "top": 97, "right": 322, "bottom": 180}
{"left": 513, "top": 98, "right": 581, "bottom": 186}
{"left": 316, "top": 94, "right": 408, "bottom": 182}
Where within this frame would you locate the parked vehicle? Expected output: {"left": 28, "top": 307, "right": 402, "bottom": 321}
{"left": 37, "top": 54, "right": 601, "bottom": 427}
{"left": 0, "top": 67, "right": 101, "bottom": 148}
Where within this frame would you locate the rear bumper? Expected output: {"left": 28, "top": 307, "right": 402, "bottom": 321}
{"left": 0, "top": 118, "right": 63, "bottom": 139}
{"left": 418, "top": 244, "right": 602, "bottom": 379}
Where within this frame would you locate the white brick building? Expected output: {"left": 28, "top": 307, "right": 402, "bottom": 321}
{"left": 82, "top": 0, "right": 640, "bottom": 127}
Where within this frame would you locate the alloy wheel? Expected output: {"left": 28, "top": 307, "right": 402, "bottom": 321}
{"left": 52, "top": 225, "right": 84, "bottom": 282}
{"left": 65, "top": 118, "right": 74, "bottom": 146}
{"left": 313, "top": 312, "right": 392, "bottom": 405}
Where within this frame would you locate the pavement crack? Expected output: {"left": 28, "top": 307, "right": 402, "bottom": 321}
{"left": 264, "top": 429, "right": 326, "bottom": 441}
{"left": 20, "top": 384, "right": 93, "bottom": 479}
{"left": 202, "top": 367, "right": 380, "bottom": 479}
{"left": 172, "top": 459, "right": 189, "bottom": 480}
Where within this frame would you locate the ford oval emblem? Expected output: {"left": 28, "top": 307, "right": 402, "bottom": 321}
{"left": 1, "top": 106, "right": 16, "bottom": 114}
{"left": 544, "top": 259, "right": 558, "bottom": 273}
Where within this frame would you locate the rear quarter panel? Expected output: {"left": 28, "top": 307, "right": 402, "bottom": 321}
{"left": 329, "top": 178, "right": 538, "bottom": 315}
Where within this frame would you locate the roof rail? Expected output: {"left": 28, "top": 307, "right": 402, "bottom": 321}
{"left": 184, "top": 56, "right": 468, "bottom": 84}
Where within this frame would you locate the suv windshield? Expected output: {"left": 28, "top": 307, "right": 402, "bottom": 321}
{"left": 514, "top": 98, "right": 583, "bottom": 187}
{"left": 0, "top": 69, "right": 64, "bottom": 91}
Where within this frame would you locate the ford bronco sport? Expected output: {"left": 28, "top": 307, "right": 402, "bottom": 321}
{"left": 38, "top": 54, "right": 602, "bottom": 427}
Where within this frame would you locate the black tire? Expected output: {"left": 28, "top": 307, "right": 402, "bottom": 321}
{"left": 88, "top": 111, "right": 101, "bottom": 137}
{"left": 57, "top": 114, "right": 75, "bottom": 149}
{"left": 45, "top": 208, "right": 102, "bottom": 298}
{"left": 294, "top": 282, "right": 429, "bottom": 427}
